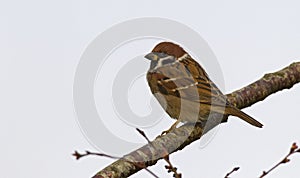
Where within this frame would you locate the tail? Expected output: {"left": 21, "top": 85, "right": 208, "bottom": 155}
{"left": 226, "top": 106, "right": 263, "bottom": 128}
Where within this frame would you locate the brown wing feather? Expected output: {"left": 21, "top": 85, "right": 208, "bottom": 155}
{"left": 156, "top": 75, "right": 227, "bottom": 106}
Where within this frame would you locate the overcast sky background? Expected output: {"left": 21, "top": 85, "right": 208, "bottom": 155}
{"left": 1, "top": 0, "right": 300, "bottom": 178}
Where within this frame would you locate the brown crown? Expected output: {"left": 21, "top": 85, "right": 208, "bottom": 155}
{"left": 152, "top": 42, "right": 187, "bottom": 58}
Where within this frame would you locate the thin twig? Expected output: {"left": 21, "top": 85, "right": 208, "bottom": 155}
{"left": 136, "top": 128, "right": 182, "bottom": 178}
{"left": 224, "top": 167, "right": 240, "bottom": 178}
{"left": 73, "top": 150, "right": 119, "bottom": 160}
{"left": 72, "top": 150, "right": 159, "bottom": 178}
{"left": 259, "top": 142, "right": 300, "bottom": 177}
{"left": 136, "top": 128, "right": 152, "bottom": 144}
{"left": 163, "top": 155, "right": 182, "bottom": 178}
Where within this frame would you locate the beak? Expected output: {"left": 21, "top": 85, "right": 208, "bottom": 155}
{"left": 144, "top": 52, "right": 159, "bottom": 61}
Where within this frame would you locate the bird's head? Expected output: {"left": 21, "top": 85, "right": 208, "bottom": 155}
{"left": 145, "top": 42, "right": 188, "bottom": 70}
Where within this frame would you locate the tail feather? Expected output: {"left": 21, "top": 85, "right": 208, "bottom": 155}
{"left": 226, "top": 106, "right": 263, "bottom": 128}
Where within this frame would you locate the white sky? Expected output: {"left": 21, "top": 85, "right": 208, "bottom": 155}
{"left": 1, "top": 0, "right": 300, "bottom": 178}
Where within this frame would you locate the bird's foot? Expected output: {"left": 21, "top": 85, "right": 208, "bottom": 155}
{"left": 161, "top": 120, "right": 180, "bottom": 136}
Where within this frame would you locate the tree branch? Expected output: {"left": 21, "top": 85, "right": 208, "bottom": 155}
{"left": 224, "top": 167, "right": 240, "bottom": 178}
{"left": 93, "top": 62, "right": 300, "bottom": 178}
{"left": 259, "top": 142, "right": 300, "bottom": 177}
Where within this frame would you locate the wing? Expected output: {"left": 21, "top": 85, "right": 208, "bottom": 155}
{"left": 147, "top": 55, "right": 228, "bottom": 107}
{"left": 153, "top": 73, "right": 228, "bottom": 107}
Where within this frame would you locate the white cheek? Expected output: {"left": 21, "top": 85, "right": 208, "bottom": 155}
{"left": 156, "top": 59, "right": 164, "bottom": 69}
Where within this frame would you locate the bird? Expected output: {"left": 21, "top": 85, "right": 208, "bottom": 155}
{"left": 145, "top": 42, "right": 263, "bottom": 133}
